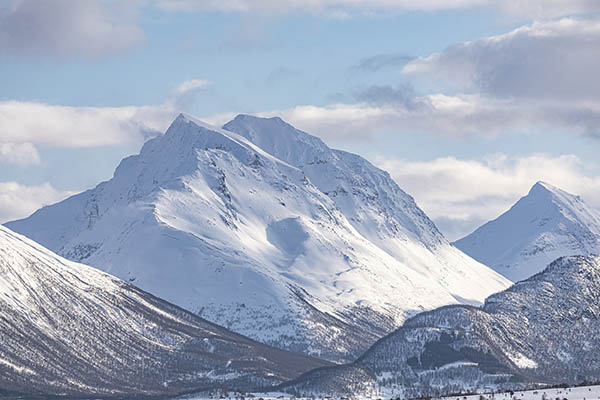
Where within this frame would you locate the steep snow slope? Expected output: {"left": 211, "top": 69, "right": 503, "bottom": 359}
{"left": 282, "top": 255, "right": 600, "bottom": 398}
{"left": 0, "top": 224, "right": 327, "bottom": 398}
{"left": 455, "top": 182, "right": 600, "bottom": 282}
{"left": 7, "top": 113, "right": 510, "bottom": 362}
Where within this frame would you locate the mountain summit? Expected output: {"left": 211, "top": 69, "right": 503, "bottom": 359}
{"left": 454, "top": 181, "right": 600, "bottom": 281}
{"left": 7, "top": 113, "right": 510, "bottom": 362}
{"left": 223, "top": 114, "right": 445, "bottom": 249}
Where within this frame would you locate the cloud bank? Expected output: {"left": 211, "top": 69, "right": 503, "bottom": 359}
{"left": 0, "top": 101, "right": 177, "bottom": 149}
{"left": 404, "top": 18, "right": 600, "bottom": 101}
{"left": 245, "top": 18, "right": 600, "bottom": 141}
{"left": 252, "top": 94, "right": 600, "bottom": 141}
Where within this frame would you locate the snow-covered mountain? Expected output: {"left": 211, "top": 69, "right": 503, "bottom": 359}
{"left": 0, "top": 224, "right": 326, "bottom": 398}
{"left": 282, "top": 255, "right": 600, "bottom": 398}
{"left": 6, "top": 113, "right": 510, "bottom": 362}
{"left": 454, "top": 181, "right": 600, "bottom": 282}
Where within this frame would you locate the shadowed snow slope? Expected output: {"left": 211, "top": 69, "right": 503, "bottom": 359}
{"left": 0, "top": 224, "right": 327, "bottom": 398}
{"left": 281, "top": 255, "right": 600, "bottom": 398}
{"left": 455, "top": 182, "right": 600, "bottom": 282}
{"left": 7, "top": 113, "right": 510, "bottom": 362}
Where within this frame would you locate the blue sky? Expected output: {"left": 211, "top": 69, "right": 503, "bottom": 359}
{"left": 1, "top": 0, "right": 600, "bottom": 240}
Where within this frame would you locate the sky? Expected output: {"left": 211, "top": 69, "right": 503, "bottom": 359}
{"left": 1, "top": 0, "right": 600, "bottom": 240}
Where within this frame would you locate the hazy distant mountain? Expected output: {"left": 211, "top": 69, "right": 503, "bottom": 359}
{"left": 455, "top": 181, "right": 600, "bottom": 281}
{"left": 7, "top": 113, "right": 509, "bottom": 362}
{"left": 0, "top": 224, "right": 326, "bottom": 398}
{"left": 281, "top": 255, "right": 600, "bottom": 398}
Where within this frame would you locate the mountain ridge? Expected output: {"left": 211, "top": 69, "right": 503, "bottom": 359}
{"left": 7, "top": 113, "right": 510, "bottom": 362}
{"left": 281, "top": 254, "right": 600, "bottom": 398}
{"left": 0, "top": 224, "right": 328, "bottom": 398}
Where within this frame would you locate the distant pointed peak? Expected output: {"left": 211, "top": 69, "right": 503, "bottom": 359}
{"left": 527, "top": 181, "right": 569, "bottom": 199}
{"left": 520, "top": 182, "right": 593, "bottom": 217}
{"left": 170, "top": 112, "right": 198, "bottom": 126}
{"left": 531, "top": 180, "right": 558, "bottom": 192}
{"left": 173, "top": 112, "right": 215, "bottom": 128}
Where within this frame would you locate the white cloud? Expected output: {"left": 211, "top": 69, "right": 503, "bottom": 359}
{"left": 403, "top": 18, "right": 600, "bottom": 101}
{"left": 0, "top": 142, "right": 40, "bottom": 166}
{"left": 0, "top": 182, "right": 73, "bottom": 223}
{"left": 154, "top": 0, "right": 600, "bottom": 19}
{"left": 175, "top": 79, "right": 211, "bottom": 94}
{"left": 0, "top": 101, "right": 178, "bottom": 149}
{"left": 0, "top": 77, "right": 216, "bottom": 152}
{"left": 375, "top": 153, "right": 600, "bottom": 240}
{"left": 251, "top": 93, "right": 600, "bottom": 141}
{"left": 0, "top": 0, "right": 144, "bottom": 57}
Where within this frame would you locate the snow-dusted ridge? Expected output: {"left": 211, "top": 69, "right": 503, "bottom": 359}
{"left": 280, "top": 254, "right": 600, "bottom": 398}
{"left": 7, "top": 113, "right": 510, "bottom": 362}
{"left": 455, "top": 181, "right": 600, "bottom": 282}
{"left": 0, "top": 224, "right": 327, "bottom": 398}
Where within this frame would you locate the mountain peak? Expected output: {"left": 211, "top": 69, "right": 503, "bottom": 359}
{"left": 223, "top": 114, "right": 453, "bottom": 249}
{"left": 166, "top": 112, "right": 221, "bottom": 136}
{"left": 224, "top": 114, "right": 293, "bottom": 138}
{"left": 530, "top": 180, "right": 557, "bottom": 193}
{"left": 455, "top": 182, "right": 600, "bottom": 282}
{"left": 224, "top": 114, "right": 319, "bottom": 144}
{"left": 231, "top": 114, "right": 285, "bottom": 124}
{"left": 524, "top": 181, "right": 592, "bottom": 219}
{"left": 223, "top": 114, "right": 331, "bottom": 167}
{"left": 527, "top": 181, "right": 571, "bottom": 201}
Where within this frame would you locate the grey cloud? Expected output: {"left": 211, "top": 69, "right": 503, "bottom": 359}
{"left": 153, "top": 0, "right": 600, "bottom": 20}
{"left": 404, "top": 18, "right": 600, "bottom": 101}
{"left": 351, "top": 53, "right": 414, "bottom": 73}
{"left": 563, "top": 108, "right": 600, "bottom": 139}
{"left": 355, "top": 84, "right": 428, "bottom": 110}
{"left": 0, "top": 0, "right": 144, "bottom": 57}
